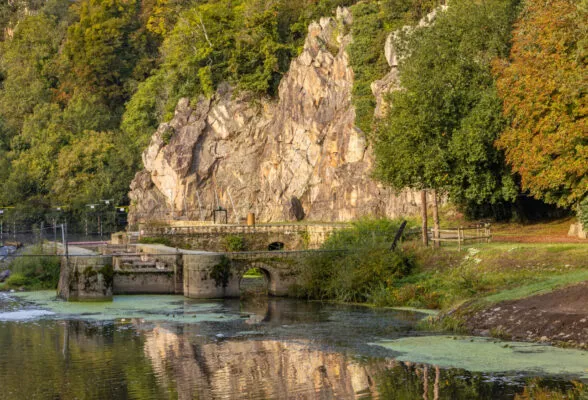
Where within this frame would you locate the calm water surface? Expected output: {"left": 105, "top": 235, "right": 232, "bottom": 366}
{"left": 0, "top": 292, "right": 586, "bottom": 400}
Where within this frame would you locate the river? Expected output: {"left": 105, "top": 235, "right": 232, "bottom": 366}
{"left": 0, "top": 291, "right": 586, "bottom": 399}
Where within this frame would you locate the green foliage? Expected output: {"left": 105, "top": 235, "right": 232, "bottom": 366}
{"left": 7, "top": 246, "right": 61, "bottom": 289}
{"left": 0, "top": 13, "right": 61, "bottom": 133}
{"left": 374, "top": 0, "right": 521, "bottom": 211}
{"left": 295, "top": 219, "right": 416, "bottom": 303}
{"left": 242, "top": 267, "right": 263, "bottom": 278}
{"left": 59, "top": 0, "right": 149, "bottom": 111}
{"left": 579, "top": 197, "right": 588, "bottom": 230}
{"left": 347, "top": 2, "right": 389, "bottom": 132}
{"left": 210, "top": 255, "right": 232, "bottom": 288}
{"left": 347, "top": 0, "right": 438, "bottom": 133}
{"left": 5, "top": 273, "right": 31, "bottom": 288}
{"left": 223, "top": 234, "right": 246, "bottom": 252}
{"left": 138, "top": 236, "right": 174, "bottom": 247}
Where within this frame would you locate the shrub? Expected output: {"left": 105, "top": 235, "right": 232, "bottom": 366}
{"left": 8, "top": 246, "right": 61, "bottom": 289}
{"left": 578, "top": 196, "right": 588, "bottom": 230}
{"left": 138, "top": 236, "right": 174, "bottom": 247}
{"left": 223, "top": 235, "right": 245, "bottom": 252}
{"left": 295, "top": 219, "right": 417, "bottom": 303}
{"left": 5, "top": 273, "right": 31, "bottom": 288}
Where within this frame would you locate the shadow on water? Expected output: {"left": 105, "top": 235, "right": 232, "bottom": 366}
{"left": 0, "top": 294, "right": 586, "bottom": 399}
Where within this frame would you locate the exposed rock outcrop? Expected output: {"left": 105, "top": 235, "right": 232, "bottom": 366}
{"left": 129, "top": 8, "right": 425, "bottom": 224}
{"left": 372, "top": 5, "right": 448, "bottom": 118}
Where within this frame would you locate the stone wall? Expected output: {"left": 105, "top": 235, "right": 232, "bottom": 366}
{"left": 59, "top": 244, "right": 308, "bottom": 301}
{"left": 113, "top": 271, "right": 178, "bottom": 294}
{"left": 57, "top": 246, "right": 113, "bottom": 301}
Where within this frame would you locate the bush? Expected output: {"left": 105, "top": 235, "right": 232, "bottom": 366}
{"left": 322, "top": 218, "right": 413, "bottom": 250}
{"left": 578, "top": 197, "right": 588, "bottom": 230}
{"left": 223, "top": 235, "right": 246, "bottom": 252}
{"left": 8, "top": 247, "right": 61, "bottom": 289}
{"left": 5, "top": 273, "right": 31, "bottom": 288}
{"left": 138, "top": 237, "right": 174, "bottom": 247}
{"left": 295, "top": 219, "right": 417, "bottom": 303}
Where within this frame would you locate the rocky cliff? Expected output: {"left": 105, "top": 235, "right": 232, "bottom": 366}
{"left": 129, "top": 7, "right": 427, "bottom": 224}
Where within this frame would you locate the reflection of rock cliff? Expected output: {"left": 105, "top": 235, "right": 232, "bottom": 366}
{"left": 129, "top": 8, "right": 424, "bottom": 224}
{"left": 143, "top": 326, "right": 388, "bottom": 399}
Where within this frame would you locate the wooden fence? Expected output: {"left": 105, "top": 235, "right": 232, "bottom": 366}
{"left": 430, "top": 225, "right": 491, "bottom": 251}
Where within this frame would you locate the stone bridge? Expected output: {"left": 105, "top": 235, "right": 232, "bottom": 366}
{"left": 133, "top": 222, "right": 348, "bottom": 251}
{"left": 57, "top": 243, "right": 339, "bottom": 301}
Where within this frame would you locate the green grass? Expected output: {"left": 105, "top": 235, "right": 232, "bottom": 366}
{"left": 373, "top": 241, "right": 588, "bottom": 310}
{"left": 482, "top": 270, "right": 588, "bottom": 303}
{"left": 2, "top": 245, "right": 61, "bottom": 290}
{"left": 242, "top": 268, "right": 263, "bottom": 278}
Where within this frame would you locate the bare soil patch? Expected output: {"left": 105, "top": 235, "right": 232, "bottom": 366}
{"left": 465, "top": 282, "right": 588, "bottom": 349}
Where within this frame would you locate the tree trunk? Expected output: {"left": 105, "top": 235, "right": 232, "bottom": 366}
{"left": 432, "top": 189, "right": 440, "bottom": 248}
{"left": 421, "top": 189, "right": 428, "bottom": 246}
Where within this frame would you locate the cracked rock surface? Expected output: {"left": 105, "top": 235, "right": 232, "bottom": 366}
{"left": 129, "top": 10, "right": 424, "bottom": 224}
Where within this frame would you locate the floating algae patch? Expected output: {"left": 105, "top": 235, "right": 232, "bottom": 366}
{"left": 372, "top": 336, "right": 588, "bottom": 380}
{"left": 10, "top": 291, "right": 239, "bottom": 323}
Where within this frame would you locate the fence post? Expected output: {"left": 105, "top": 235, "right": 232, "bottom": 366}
{"left": 458, "top": 227, "right": 462, "bottom": 252}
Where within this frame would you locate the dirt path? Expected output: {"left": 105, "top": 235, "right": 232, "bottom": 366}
{"left": 465, "top": 282, "right": 588, "bottom": 348}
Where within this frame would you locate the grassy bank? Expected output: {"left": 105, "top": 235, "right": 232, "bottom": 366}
{"left": 292, "top": 219, "right": 588, "bottom": 313}
{"left": 385, "top": 242, "right": 588, "bottom": 310}
{"left": 1, "top": 245, "right": 61, "bottom": 290}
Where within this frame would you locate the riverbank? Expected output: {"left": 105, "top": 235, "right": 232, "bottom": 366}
{"left": 462, "top": 282, "right": 587, "bottom": 348}
{"left": 408, "top": 243, "right": 588, "bottom": 349}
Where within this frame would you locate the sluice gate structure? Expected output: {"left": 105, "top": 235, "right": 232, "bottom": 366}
{"left": 57, "top": 223, "right": 346, "bottom": 301}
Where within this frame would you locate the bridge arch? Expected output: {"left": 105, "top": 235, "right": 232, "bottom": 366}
{"left": 239, "top": 264, "right": 270, "bottom": 295}
{"left": 268, "top": 241, "right": 285, "bottom": 251}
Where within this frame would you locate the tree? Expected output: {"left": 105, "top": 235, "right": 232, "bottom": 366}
{"left": 374, "top": 0, "right": 520, "bottom": 236}
{"left": 0, "top": 13, "right": 61, "bottom": 133}
{"left": 494, "top": 0, "right": 587, "bottom": 209}
{"left": 58, "top": 0, "right": 149, "bottom": 113}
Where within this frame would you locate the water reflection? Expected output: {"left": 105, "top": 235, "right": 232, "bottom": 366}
{"left": 144, "top": 326, "right": 383, "bottom": 399}
{"left": 0, "top": 296, "right": 586, "bottom": 400}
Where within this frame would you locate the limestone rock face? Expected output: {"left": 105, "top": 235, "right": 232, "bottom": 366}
{"left": 129, "top": 9, "right": 423, "bottom": 224}
{"left": 372, "top": 5, "right": 448, "bottom": 119}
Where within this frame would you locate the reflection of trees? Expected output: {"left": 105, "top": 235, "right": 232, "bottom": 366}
{"left": 514, "top": 378, "right": 588, "bottom": 400}
{"left": 0, "top": 320, "right": 164, "bottom": 399}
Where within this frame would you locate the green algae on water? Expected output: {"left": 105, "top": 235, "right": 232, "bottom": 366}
{"left": 372, "top": 336, "right": 588, "bottom": 380}
{"left": 11, "top": 291, "right": 239, "bottom": 323}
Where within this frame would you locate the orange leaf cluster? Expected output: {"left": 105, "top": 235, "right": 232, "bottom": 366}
{"left": 494, "top": 0, "right": 587, "bottom": 207}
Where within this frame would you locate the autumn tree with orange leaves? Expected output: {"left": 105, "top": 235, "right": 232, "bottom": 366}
{"left": 494, "top": 0, "right": 587, "bottom": 209}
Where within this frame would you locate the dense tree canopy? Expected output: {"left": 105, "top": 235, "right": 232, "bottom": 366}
{"left": 374, "top": 0, "right": 520, "bottom": 208}
{"left": 494, "top": 0, "right": 587, "bottom": 208}
{"left": 0, "top": 0, "right": 581, "bottom": 222}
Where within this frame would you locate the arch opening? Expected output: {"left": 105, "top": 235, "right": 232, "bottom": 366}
{"left": 240, "top": 267, "right": 270, "bottom": 297}
{"left": 268, "top": 241, "right": 284, "bottom": 251}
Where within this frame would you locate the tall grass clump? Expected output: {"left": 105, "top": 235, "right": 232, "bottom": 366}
{"left": 293, "top": 219, "right": 416, "bottom": 303}
{"left": 6, "top": 245, "right": 61, "bottom": 289}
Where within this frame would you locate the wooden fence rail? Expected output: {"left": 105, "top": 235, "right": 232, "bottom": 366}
{"left": 430, "top": 225, "right": 491, "bottom": 251}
